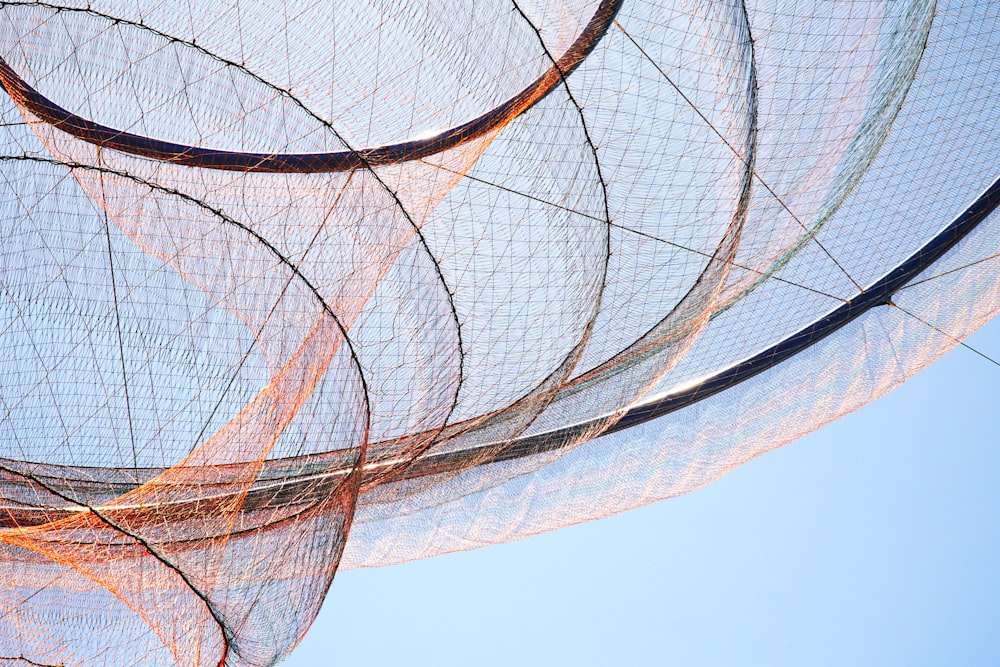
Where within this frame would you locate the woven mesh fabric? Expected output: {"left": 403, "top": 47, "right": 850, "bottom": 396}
{"left": 0, "top": 0, "right": 998, "bottom": 664}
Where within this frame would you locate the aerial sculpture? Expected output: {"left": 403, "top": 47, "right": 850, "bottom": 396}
{"left": 0, "top": 0, "right": 997, "bottom": 664}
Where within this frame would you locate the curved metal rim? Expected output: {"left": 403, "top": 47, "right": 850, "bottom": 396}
{"left": 0, "top": 0, "right": 621, "bottom": 172}
{"left": 4, "top": 171, "right": 999, "bottom": 525}
{"left": 389, "top": 172, "right": 1000, "bottom": 478}
{"left": 3, "top": 0, "right": 999, "bottom": 519}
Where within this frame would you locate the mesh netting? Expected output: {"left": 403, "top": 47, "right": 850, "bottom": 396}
{"left": 0, "top": 0, "right": 998, "bottom": 664}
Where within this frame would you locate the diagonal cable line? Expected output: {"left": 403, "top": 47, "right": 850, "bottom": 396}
{"left": 423, "top": 161, "right": 848, "bottom": 304}
{"left": 96, "top": 149, "right": 138, "bottom": 473}
{"left": 893, "top": 301, "right": 1000, "bottom": 368}
{"left": 897, "top": 251, "right": 1000, "bottom": 291}
{"left": 614, "top": 19, "right": 865, "bottom": 293}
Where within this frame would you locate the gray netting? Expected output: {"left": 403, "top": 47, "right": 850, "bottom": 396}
{"left": 0, "top": 0, "right": 998, "bottom": 665}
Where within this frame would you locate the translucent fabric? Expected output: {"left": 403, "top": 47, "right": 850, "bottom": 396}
{"left": 0, "top": 0, "right": 998, "bottom": 665}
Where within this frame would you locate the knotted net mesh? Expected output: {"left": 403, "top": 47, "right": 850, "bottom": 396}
{"left": 0, "top": 0, "right": 998, "bottom": 664}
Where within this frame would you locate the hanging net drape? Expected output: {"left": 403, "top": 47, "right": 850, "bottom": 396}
{"left": 0, "top": 0, "right": 998, "bottom": 664}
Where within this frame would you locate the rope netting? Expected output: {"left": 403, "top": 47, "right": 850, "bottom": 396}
{"left": 0, "top": 0, "right": 997, "bottom": 664}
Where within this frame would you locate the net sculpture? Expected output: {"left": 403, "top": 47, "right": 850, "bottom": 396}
{"left": 0, "top": 0, "right": 998, "bottom": 664}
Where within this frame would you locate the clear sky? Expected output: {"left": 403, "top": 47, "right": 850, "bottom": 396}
{"left": 283, "top": 310, "right": 1000, "bottom": 666}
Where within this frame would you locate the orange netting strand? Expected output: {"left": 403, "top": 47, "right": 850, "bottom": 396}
{"left": 0, "top": 1, "right": 996, "bottom": 665}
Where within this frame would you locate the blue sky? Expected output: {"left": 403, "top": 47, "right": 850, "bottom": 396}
{"left": 284, "top": 311, "right": 1000, "bottom": 666}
